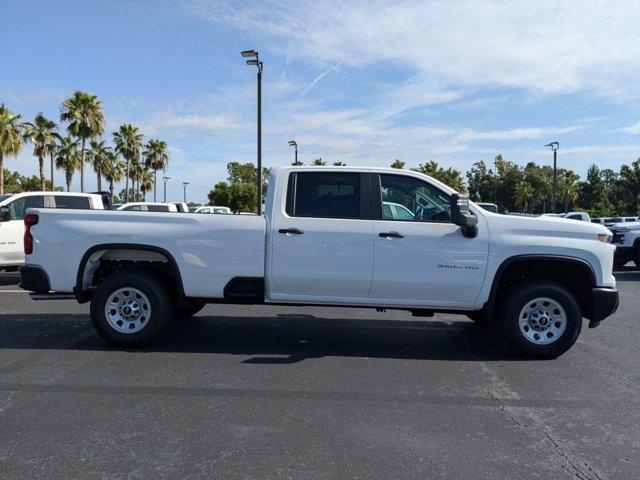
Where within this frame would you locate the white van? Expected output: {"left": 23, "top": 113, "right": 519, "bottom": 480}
{"left": 0, "top": 191, "right": 105, "bottom": 270}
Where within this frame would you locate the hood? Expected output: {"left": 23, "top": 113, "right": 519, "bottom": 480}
{"left": 609, "top": 221, "right": 640, "bottom": 232}
{"left": 483, "top": 211, "right": 611, "bottom": 239}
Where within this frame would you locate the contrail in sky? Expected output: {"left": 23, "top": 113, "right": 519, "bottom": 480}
{"left": 301, "top": 60, "right": 344, "bottom": 96}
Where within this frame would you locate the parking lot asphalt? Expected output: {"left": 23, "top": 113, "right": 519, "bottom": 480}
{"left": 0, "top": 269, "right": 639, "bottom": 479}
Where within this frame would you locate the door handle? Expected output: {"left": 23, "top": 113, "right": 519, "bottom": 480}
{"left": 278, "top": 228, "right": 304, "bottom": 235}
{"left": 379, "top": 231, "right": 405, "bottom": 239}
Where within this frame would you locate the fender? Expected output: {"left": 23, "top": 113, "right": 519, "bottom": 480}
{"left": 74, "top": 243, "right": 185, "bottom": 303}
{"left": 482, "top": 254, "right": 596, "bottom": 318}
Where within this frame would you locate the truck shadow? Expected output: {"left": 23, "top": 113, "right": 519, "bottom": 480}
{"left": 613, "top": 268, "right": 640, "bottom": 282}
{"left": 0, "top": 313, "right": 521, "bottom": 362}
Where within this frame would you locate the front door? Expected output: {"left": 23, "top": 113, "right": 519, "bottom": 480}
{"left": 369, "top": 173, "right": 488, "bottom": 307}
{"left": 270, "top": 171, "right": 374, "bottom": 299}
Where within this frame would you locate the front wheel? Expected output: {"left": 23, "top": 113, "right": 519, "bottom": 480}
{"left": 499, "top": 281, "right": 582, "bottom": 359}
{"left": 90, "top": 272, "right": 172, "bottom": 347}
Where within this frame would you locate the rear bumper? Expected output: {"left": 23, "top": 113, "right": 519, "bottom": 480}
{"left": 19, "top": 266, "right": 50, "bottom": 294}
{"left": 588, "top": 287, "right": 619, "bottom": 328}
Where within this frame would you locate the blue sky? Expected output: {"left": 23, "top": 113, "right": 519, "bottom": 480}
{"left": 2, "top": 0, "right": 640, "bottom": 203}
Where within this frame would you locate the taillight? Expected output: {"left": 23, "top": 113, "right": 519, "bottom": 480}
{"left": 24, "top": 214, "right": 39, "bottom": 254}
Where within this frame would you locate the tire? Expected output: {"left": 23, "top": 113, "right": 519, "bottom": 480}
{"left": 634, "top": 247, "right": 640, "bottom": 269}
{"left": 498, "top": 281, "right": 582, "bottom": 359}
{"left": 90, "top": 272, "right": 172, "bottom": 347}
{"left": 614, "top": 258, "right": 627, "bottom": 270}
{"left": 172, "top": 299, "right": 207, "bottom": 320}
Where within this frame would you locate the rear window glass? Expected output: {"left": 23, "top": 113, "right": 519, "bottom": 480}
{"left": 287, "top": 172, "right": 362, "bottom": 219}
{"left": 147, "top": 205, "right": 171, "bottom": 212}
{"left": 54, "top": 196, "right": 91, "bottom": 209}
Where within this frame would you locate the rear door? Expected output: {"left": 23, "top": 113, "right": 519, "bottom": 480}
{"left": 369, "top": 173, "right": 488, "bottom": 307}
{"left": 270, "top": 171, "right": 374, "bottom": 299}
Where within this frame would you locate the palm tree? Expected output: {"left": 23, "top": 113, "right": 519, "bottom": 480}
{"left": 103, "top": 150, "right": 124, "bottom": 202}
{"left": 139, "top": 169, "right": 154, "bottom": 200}
{"left": 60, "top": 91, "right": 105, "bottom": 192}
{"left": 0, "top": 104, "right": 25, "bottom": 194}
{"left": 312, "top": 158, "right": 326, "bottom": 166}
{"left": 44, "top": 133, "right": 60, "bottom": 190}
{"left": 22, "top": 113, "right": 60, "bottom": 191}
{"left": 333, "top": 161, "right": 346, "bottom": 166}
{"left": 143, "top": 139, "right": 169, "bottom": 201}
{"left": 87, "top": 140, "right": 111, "bottom": 191}
{"left": 391, "top": 159, "right": 405, "bottom": 169}
{"left": 55, "top": 137, "right": 81, "bottom": 192}
{"left": 112, "top": 124, "right": 143, "bottom": 203}
{"left": 130, "top": 159, "right": 144, "bottom": 200}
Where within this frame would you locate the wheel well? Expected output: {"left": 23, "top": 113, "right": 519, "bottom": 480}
{"left": 76, "top": 246, "right": 184, "bottom": 303}
{"left": 488, "top": 257, "right": 594, "bottom": 320}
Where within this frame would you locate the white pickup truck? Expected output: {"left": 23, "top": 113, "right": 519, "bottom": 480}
{"left": 608, "top": 221, "right": 640, "bottom": 268}
{"left": 20, "top": 166, "right": 618, "bottom": 358}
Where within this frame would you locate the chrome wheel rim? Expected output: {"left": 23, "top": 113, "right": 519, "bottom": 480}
{"left": 518, "top": 297, "right": 567, "bottom": 345}
{"left": 105, "top": 287, "right": 151, "bottom": 334}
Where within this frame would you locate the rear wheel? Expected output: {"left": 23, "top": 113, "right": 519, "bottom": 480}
{"left": 499, "top": 281, "right": 582, "bottom": 359}
{"left": 90, "top": 272, "right": 172, "bottom": 347}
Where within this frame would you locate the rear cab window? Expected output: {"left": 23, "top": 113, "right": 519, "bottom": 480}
{"left": 53, "top": 196, "right": 91, "bottom": 209}
{"left": 286, "top": 172, "right": 367, "bottom": 219}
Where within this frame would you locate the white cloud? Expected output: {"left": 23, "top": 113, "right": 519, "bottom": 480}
{"left": 196, "top": 0, "right": 640, "bottom": 99}
{"left": 619, "top": 122, "right": 640, "bottom": 134}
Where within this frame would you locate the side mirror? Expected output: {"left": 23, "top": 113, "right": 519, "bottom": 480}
{"left": 450, "top": 194, "right": 478, "bottom": 238}
{"left": 0, "top": 207, "right": 10, "bottom": 222}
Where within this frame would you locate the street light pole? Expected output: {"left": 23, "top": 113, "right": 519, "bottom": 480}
{"left": 288, "top": 140, "right": 298, "bottom": 165}
{"left": 182, "top": 182, "right": 189, "bottom": 203}
{"left": 545, "top": 142, "right": 560, "bottom": 213}
{"left": 162, "top": 176, "right": 170, "bottom": 203}
{"left": 242, "top": 50, "right": 264, "bottom": 215}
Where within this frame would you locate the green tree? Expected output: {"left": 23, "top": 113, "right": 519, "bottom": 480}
{"left": 466, "top": 160, "right": 495, "bottom": 202}
{"left": 229, "top": 182, "right": 257, "bottom": 213}
{"left": 208, "top": 181, "right": 232, "bottom": 206}
{"left": 22, "top": 113, "right": 60, "bottom": 191}
{"left": 60, "top": 91, "right": 105, "bottom": 192}
{"left": 112, "top": 124, "right": 143, "bottom": 203}
{"left": 3, "top": 168, "right": 22, "bottom": 193}
{"left": 103, "top": 150, "right": 124, "bottom": 202}
{"left": 514, "top": 181, "right": 534, "bottom": 212}
{"left": 493, "top": 154, "right": 523, "bottom": 212}
{"left": 391, "top": 159, "right": 405, "bottom": 169}
{"left": 0, "top": 104, "right": 25, "bottom": 195}
{"left": 55, "top": 137, "right": 81, "bottom": 191}
{"left": 291, "top": 159, "right": 303, "bottom": 166}
{"left": 139, "top": 169, "right": 154, "bottom": 200}
{"left": 557, "top": 169, "right": 580, "bottom": 213}
{"left": 87, "top": 140, "right": 111, "bottom": 192}
{"left": 143, "top": 139, "right": 169, "bottom": 202}
{"left": 413, "top": 160, "right": 466, "bottom": 192}
{"left": 312, "top": 158, "right": 326, "bottom": 166}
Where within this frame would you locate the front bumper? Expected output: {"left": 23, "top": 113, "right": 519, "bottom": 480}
{"left": 588, "top": 287, "right": 619, "bottom": 328}
{"left": 19, "top": 266, "right": 50, "bottom": 294}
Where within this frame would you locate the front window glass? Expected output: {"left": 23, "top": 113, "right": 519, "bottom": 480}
{"left": 379, "top": 174, "right": 451, "bottom": 223}
{"left": 8, "top": 196, "right": 44, "bottom": 220}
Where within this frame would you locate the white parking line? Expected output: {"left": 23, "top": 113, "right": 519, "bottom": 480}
{"left": 0, "top": 290, "right": 28, "bottom": 293}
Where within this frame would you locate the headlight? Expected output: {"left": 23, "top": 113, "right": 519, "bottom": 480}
{"left": 597, "top": 234, "right": 612, "bottom": 243}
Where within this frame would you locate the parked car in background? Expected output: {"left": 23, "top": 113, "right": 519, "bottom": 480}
{"left": 194, "top": 206, "right": 231, "bottom": 214}
{"left": 117, "top": 202, "right": 178, "bottom": 212}
{"left": 22, "top": 166, "right": 618, "bottom": 359}
{"left": 562, "top": 212, "right": 591, "bottom": 222}
{"left": 608, "top": 221, "right": 640, "bottom": 268}
{"left": 592, "top": 217, "right": 623, "bottom": 226}
{"left": 0, "top": 191, "right": 105, "bottom": 270}
{"left": 476, "top": 202, "right": 498, "bottom": 213}
{"left": 170, "top": 202, "right": 189, "bottom": 213}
